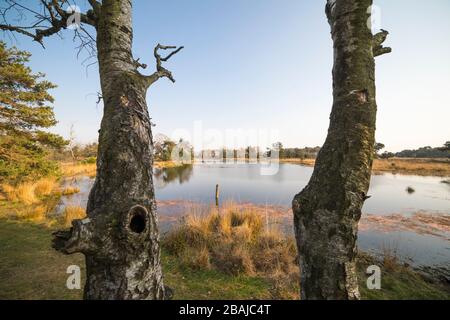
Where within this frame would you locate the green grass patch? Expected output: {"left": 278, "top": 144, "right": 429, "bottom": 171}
{"left": 0, "top": 219, "right": 270, "bottom": 300}
{"left": 357, "top": 254, "right": 450, "bottom": 300}
{"left": 0, "top": 219, "right": 448, "bottom": 300}
{"left": 0, "top": 219, "right": 84, "bottom": 299}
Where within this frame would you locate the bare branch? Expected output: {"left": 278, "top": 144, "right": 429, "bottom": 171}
{"left": 0, "top": 23, "right": 43, "bottom": 44}
{"left": 133, "top": 57, "right": 147, "bottom": 70}
{"left": 160, "top": 46, "right": 184, "bottom": 62}
{"left": 96, "top": 92, "right": 103, "bottom": 105}
{"left": 87, "top": 0, "right": 101, "bottom": 15}
{"left": 143, "top": 43, "right": 184, "bottom": 87}
{"left": 154, "top": 43, "right": 184, "bottom": 68}
{"left": 373, "top": 29, "right": 392, "bottom": 57}
{"left": 0, "top": 0, "right": 97, "bottom": 50}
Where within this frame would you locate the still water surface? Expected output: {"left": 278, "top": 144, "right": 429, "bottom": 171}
{"left": 58, "top": 163, "right": 450, "bottom": 271}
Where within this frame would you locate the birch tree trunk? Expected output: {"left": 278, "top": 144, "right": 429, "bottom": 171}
{"left": 51, "top": 0, "right": 182, "bottom": 299}
{"left": 292, "top": 0, "right": 390, "bottom": 300}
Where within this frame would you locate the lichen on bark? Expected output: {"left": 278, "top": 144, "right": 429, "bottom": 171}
{"left": 52, "top": 0, "right": 182, "bottom": 300}
{"left": 292, "top": 0, "right": 390, "bottom": 300}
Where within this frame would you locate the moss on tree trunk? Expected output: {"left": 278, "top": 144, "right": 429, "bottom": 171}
{"left": 52, "top": 0, "right": 182, "bottom": 300}
{"left": 292, "top": 0, "right": 390, "bottom": 300}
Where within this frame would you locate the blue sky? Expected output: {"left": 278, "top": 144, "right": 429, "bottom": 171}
{"left": 3, "top": 0, "right": 450, "bottom": 152}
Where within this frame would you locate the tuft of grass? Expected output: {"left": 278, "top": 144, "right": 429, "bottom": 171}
{"left": 164, "top": 204, "right": 299, "bottom": 299}
{"left": 0, "top": 177, "right": 63, "bottom": 225}
{"left": 1, "top": 182, "right": 37, "bottom": 204}
{"left": 34, "top": 178, "right": 57, "bottom": 197}
{"left": 372, "top": 158, "right": 450, "bottom": 176}
{"left": 61, "top": 187, "right": 80, "bottom": 196}
{"left": 15, "top": 183, "right": 37, "bottom": 204}
{"left": 1, "top": 177, "right": 59, "bottom": 205}
{"left": 281, "top": 158, "right": 450, "bottom": 176}
{"left": 381, "top": 242, "right": 400, "bottom": 272}
{"left": 0, "top": 218, "right": 449, "bottom": 300}
{"left": 63, "top": 206, "right": 86, "bottom": 227}
{"left": 60, "top": 162, "right": 96, "bottom": 178}
{"left": 16, "top": 205, "right": 48, "bottom": 222}
{"left": 1, "top": 184, "right": 17, "bottom": 202}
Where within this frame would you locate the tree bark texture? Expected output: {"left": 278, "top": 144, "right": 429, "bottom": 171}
{"left": 52, "top": 0, "right": 182, "bottom": 299}
{"left": 292, "top": 0, "right": 390, "bottom": 300}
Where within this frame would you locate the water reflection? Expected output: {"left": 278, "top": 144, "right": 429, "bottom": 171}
{"left": 53, "top": 163, "right": 449, "bottom": 271}
{"left": 154, "top": 164, "right": 194, "bottom": 189}
{"left": 155, "top": 164, "right": 450, "bottom": 215}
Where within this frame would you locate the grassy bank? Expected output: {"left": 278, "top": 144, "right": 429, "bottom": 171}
{"left": 280, "top": 158, "right": 450, "bottom": 176}
{"left": 372, "top": 158, "right": 450, "bottom": 176}
{"left": 1, "top": 160, "right": 448, "bottom": 300}
{"left": 0, "top": 176, "right": 84, "bottom": 227}
{"left": 59, "top": 160, "right": 184, "bottom": 177}
{"left": 0, "top": 219, "right": 270, "bottom": 300}
{"left": 0, "top": 159, "right": 181, "bottom": 223}
{"left": 1, "top": 215, "right": 448, "bottom": 300}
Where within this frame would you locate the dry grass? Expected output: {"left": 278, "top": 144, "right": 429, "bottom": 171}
{"left": 1, "top": 184, "right": 17, "bottom": 202}
{"left": 0, "top": 177, "right": 62, "bottom": 227}
{"left": 61, "top": 187, "right": 80, "bottom": 196}
{"left": 16, "top": 205, "right": 48, "bottom": 222}
{"left": 1, "top": 177, "right": 59, "bottom": 205}
{"left": 60, "top": 161, "right": 182, "bottom": 177}
{"left": 60, "top": 162, "right": 96, "bottom": 178}
{"left": 63, "top": 206, "right": 86, "bottom": 227}
{"left": 164, "top": 204, "right": 299, "bottom": 299}
{"left": 381, "top": 242, "right": 401, "bottom": 272}
{"left": 0, "top": 176, "right": 85, "bottom": 227}
{"left": 34, "top": 178, "right": 57, "bottom": 196}
{"left": 1, "top": 182, "right": 37, "bottom": 204}
{"left": 280, "top": 158, "right": 450, "bottom": 176}
{"left": 372, "top": 158, "right": 450, "bottom": 176}
{"left": 279, "top": 158, "right": 316, "bottom": 166}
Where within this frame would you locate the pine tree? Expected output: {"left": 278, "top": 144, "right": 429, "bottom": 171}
{"left": 1, "top": 1, "right": 182, "bottom": 299}
{"left": 0, "top": 41, "right": 67, "bottom": 181}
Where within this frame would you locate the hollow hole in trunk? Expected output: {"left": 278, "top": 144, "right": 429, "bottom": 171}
{"left": 129, "top": 206, "right": 147, "bottom": 234}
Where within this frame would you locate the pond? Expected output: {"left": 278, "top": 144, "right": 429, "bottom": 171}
{"left": 155, "top": 163, "right": 450, "bottom": 215}
{"left": 57, "top": 162, "right": 450, "bottom": 275}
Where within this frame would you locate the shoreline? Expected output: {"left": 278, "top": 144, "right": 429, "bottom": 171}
{"left": 1, "top": 217, "right": 448, "bottom": 299}
{"left": 263, "top": 158, "right": 449, "bottom": 177}
{"left": 59, "top": 157, "right": 450, "bottom": 177}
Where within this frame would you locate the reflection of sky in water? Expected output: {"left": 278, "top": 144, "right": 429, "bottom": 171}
{"left": 358, "top": 230, "right": 450, "bottom": 268}
{"left": 54, "top": 176, "right": 92, "bottom": 214}
{"left": 155, "top": 164, "right": 450, "bottom": 215}
{"left": 366, "top": 174, "right": 450, "bottom": 215}
{"left": 55, "top": 163, "right": 450, "bottom": 270}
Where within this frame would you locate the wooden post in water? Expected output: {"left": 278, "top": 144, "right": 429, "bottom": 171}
{"left": 215, "top": 184, "right": 220, "bottom": 208}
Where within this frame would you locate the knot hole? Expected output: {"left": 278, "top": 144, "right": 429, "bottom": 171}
{"left": 128, "top": 205, "right": 148, "bottom": 234}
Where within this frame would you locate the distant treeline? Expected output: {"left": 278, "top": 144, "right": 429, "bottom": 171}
{"left": 195, "top": 143, "right": 321, "bottom": 160}
{"left": 382, "top": 144, "right": 450, "bottom": 159}
{"left": 54, "top": 139, "right": 450, "bottom": 165}
{"left": 154, "top": 137, "right": 450, "bottom": 161}
{"left": 277, "top": 147, "right": 321, "bottom": 159}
